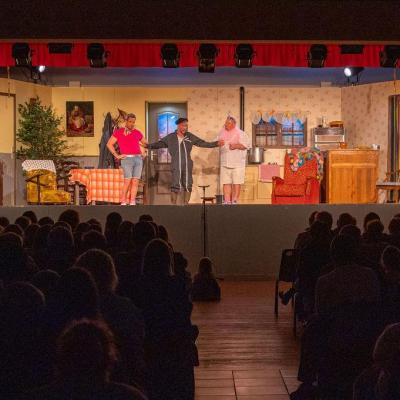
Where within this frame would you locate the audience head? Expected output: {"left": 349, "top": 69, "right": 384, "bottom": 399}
{"left": 105, "top": 212, "right": 122, "bottom": 246}
{"left": 381, "top": 245, "right": 400, "bottom": 275}
{"left": 15, "top": 216, "right": 31, "bottom": 231}
{"left": 133, "top": 221, "right": 156, "bottom": 252}
{"left": 47, "top": 226, "right": 75, "bottom": 273}
{"left": 56, "top": 319, "right": 117, "bottom": 385}
{"left": 75, "top": 222, "right": 91, "bottom": 235}
{"left": 309, "top": 220, "right": 331, "bottom": 240}
{"left": 372, "top": 323, "right": 400, "bottom": 398}
{"left": 198, "top": 257, "right": 214, "bottom": 276}
{"left": 138, "top": 214, "right": 153, "bottom": 222}
{"left": 75, "top": 249, "right": 118, "bottom": 296}
{"left": 81, "top": 230, "right": 107, "bottom": 252}
{"left": 315, "top": 211, "right": 333, "bottom": 230}
{"left": 336, "top": 213, "right": 356, "bottom": 230}
{"left": 3, "top": 223, "right": 24, "bottom": 237}
{"left": 389, "top": 217, "right": 400, "bottom": 236}
{"left": 0, "top": 216, "right": 10, "bottom": 228}
{"left": 174, "top": 252, "right": 188, "bottom": 276}
{"left": 49, "top": 268, "right": 99, "bottom": 328}
{"left": 58, "top": 209, "right": 80, "bottom": 231}
{"left": 339, "top": 224, "right": 361, "bottom": 243}
{"left": 366, "top": 219, "right": 385, "bottom": 241}
{"left": 308, "top": 211, "right": 318, "bottom": 227}
{"left": 117, "top": 220, "right": 135, "bottom": 251}
{"left": 330, "top": 233, "right": 358, "bottom": 266}
{"left": 24, "top": 223, "right": 39, "bottom": 248}
{"left": 363, "top": 212, "right": 380, "bottom": 232}
{"left": 142, "top": 238, "right": 173, "bottom": 278}
{"left": 38, "top": 216, "right": 54, "bottom": 226}
{"left": 0, "top": 233, "right": 27, "bottom": 283}
{"left": 87, "top": 218, "right": 102, "bottom": 233}
{"left": 158, "top": 225, "right": 169, "bottom": 242}
{"left": 54, "top": 220, "right": 73, "bottom": 232}
{"left": 31, "top": 269, "right": 60, "bottom": 299}
{"left": 22, "top": 210, "right": 38, "bottom": 224}
{"left": 32, "top": 224, "right": 52, "bottom": 262}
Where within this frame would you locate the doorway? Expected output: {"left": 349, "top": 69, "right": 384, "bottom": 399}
{"left": 145, "top": 102, "right": 187, "bottom": 205}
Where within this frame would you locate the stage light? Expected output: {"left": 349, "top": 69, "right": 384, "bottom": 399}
{"left": 48, "top": 43, "right": 73, "bottom": 54}
{"left": 307, "top": 44, "right": 327, "bottom": 68}
{"left": 344, "top": 67, "right": 364, "bottom": 85}
{"left": 30, "top": 66, "right": 46, "bottom": 81}
{"left": 12, "top": 43, "right": 32, "bottom": 67}
{"left": 380, "top": 45, "right": 400, "bottom": 67}
{"left": 197, "top": 44, "right": 219, "bottom": 73}
{"left": 234, "top": 44, "right": 255, "bottom": 68}
{"left": 87, "top": 43, "right": 108, "bottom": 68}
{"left": 161, "top": 43, "right": 180, "bottom": 68}
{"left": 340, "top": 44, "right": 364, "bottom": 54}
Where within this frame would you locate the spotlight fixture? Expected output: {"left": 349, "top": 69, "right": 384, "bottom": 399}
{"left": 48, "top": 43, "right": 73, "bottom": 54}
{"left": 197, "top": 44, "right": 219, "bottom": 73}
{"left": 380, "top": 45, "right": 400, "bottom": 67}
{"left": 307, "top": 44, "right": 327, "bottom": 68}
{"left": 340, "top": 44, "right": 364, "bottom": 54}
{"left": 161, "top": 43, "right": 180, "bottom": 68}
{"left": 30, "top": 65, "right": 46, "bottom": 81}
{"left": 87, "top": 43, "right": 108, "bottom": 68}
{"left": 12, "top": 43, "right": 32, "bottom": 67}
{"left": 344, "top": 67, "right": 364, "bottom": 85}
{"left": 234, "top": 44, "right": 255, "bottom": 68}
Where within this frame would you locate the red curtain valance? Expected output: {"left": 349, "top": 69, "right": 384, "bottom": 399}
{"left": 0, "top": 42, "right": 385, "bottom": 68}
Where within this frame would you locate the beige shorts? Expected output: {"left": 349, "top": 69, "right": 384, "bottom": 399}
{"left": 220, "top": 166, "right": 246, "bottom": 185}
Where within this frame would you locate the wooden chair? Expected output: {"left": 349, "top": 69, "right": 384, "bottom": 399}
{"left": 56, "top": 160, "right": 87, "bottom": 205}
{"left": 274, "top": 249, "right": 298, "bottom": 318}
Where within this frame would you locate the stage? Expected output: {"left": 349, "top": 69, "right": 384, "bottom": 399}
{"left": 1, "top": 203, "right": 400, "bottom": 278}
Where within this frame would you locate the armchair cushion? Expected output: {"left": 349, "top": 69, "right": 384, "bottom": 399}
{"left": 274, "top": 183, "right": 306, "bottom": 197}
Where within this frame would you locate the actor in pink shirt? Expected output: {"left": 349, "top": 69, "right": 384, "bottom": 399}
{"left": 218, "top": 117, "right": 250, "bottom": 204}
{"left": 107, "top": 114, "right": 146, "bottom": 205}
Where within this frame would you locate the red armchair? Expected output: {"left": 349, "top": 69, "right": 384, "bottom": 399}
{"left": 272, "top": 153, "right": 320, "bottom": 204}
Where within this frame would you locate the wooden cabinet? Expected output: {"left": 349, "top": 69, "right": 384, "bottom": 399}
{"left": 239, "top": 165, "right": 274, "bottom": 204}
{"left": 326, "top": 149, "right": 379, "bottom": 204}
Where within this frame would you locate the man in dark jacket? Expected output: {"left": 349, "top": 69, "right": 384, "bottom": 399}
{"left": 147, "top": 117, "right": 224, "bottom": 205}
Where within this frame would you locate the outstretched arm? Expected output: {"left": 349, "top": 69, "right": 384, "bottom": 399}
{"left": 191, "top": 133, "right": 223, "bottom": 148}
{"left": 147, "top": 138, "right": 168, "bottom": 149}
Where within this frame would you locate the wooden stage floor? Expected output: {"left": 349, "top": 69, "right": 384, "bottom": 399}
{"left": 192, "top": 281, "right": 300, "bottom": 400}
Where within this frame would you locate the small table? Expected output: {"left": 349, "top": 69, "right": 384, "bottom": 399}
{"left": 69, "top": 169, "right": 125, "bottom": 205}
{"left": 376, "top": 181, "right": 400, "bottom": 203}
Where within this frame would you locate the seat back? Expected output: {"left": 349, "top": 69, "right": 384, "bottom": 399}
{"left": 278, "top": 249, "right": 298, "bottom": 282}
{"left": 283, "top": 153, "right": 318, "bottom": 185}
{"left": 318, "top": 302, "right": 384, "bottom": 398}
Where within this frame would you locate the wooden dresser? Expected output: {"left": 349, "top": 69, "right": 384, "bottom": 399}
{"left": 326, "top": 149, "right": 379, "bottom": 204}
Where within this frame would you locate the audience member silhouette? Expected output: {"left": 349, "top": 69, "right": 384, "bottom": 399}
{"left": 192, "top": 257, "right": 221, "bottom": 302}
{"left": 354, "top": 323, "right": 400, "bottom": 400}
{"left": 75, "top": 249, "right": 146, "bottom": 388}
{"left": 140, "top": 238, "right": 196, "bottom": 400}
{"left": 46, "top": 226, "right": 75, "bottom": 273}
{"left": 28, "top": 319, "right": 147, "bottom": 400}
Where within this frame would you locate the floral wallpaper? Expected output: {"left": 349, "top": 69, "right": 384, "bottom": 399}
{"left": 186, "top": 86, "right": 343, "bottom": 202}
{"left": 342, "top": 81, "right": 397, "bottom": 180}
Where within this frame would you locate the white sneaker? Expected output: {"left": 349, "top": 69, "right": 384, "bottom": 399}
{"left": 129, "top": 201, "right": 136, "bottom": 206}
{"left": 121, "top": 202, "right": 127, "bottom": 205}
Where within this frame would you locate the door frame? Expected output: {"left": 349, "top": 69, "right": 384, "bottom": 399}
{"left": 144, "top": 101, "right": 188, "bottom": 205}
{"left": 0, "top": 92, "right": 17, "bottom": 206}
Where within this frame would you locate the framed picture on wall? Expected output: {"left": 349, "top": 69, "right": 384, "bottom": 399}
{"left": 66, "top": 101, "right": 94, "bottom": 137}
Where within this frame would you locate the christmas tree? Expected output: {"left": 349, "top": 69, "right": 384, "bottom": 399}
{"left": 16, "top": 97, "right": 69, "bottom": 162}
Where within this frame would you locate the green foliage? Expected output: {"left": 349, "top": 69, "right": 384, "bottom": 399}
{"left": 16, "top": 97, "right": 69, "bottom": 161}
